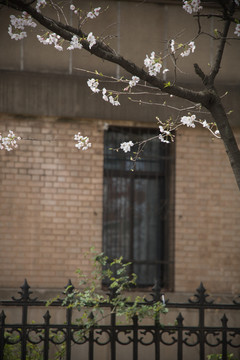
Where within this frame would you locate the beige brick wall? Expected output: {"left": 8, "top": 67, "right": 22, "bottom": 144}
{"left": 0, "top": 114, "right": 239, "bottom": 294}
{"left": 0, "top": 114, "right": 104, "bottom": 288}
{"left": 175, "top": 126, "right": 240, "bottom": 294}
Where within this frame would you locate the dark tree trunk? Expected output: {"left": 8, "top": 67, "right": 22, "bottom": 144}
{"left": 208, "top": 96, "right": 240, "bottom": 190}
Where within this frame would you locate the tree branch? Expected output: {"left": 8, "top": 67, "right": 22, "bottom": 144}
{"left": 194, "top": 63, "right": 208, "bottom": 85}
{"left": 208, "top": 12, "right": 233, "bottom": 84}
{"left": 3, "top": 0, "right": 213, "bottom": 108}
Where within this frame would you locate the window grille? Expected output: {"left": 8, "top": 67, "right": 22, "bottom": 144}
{"left": 103, "top": 126, "right": 174, "bottom": 288}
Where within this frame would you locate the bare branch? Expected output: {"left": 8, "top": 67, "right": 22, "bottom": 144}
{"left": 3, "top": 0, "right": 213, "bottom": 108}
{"left": 208, "top": 3, "right": 235, "bottom": 85}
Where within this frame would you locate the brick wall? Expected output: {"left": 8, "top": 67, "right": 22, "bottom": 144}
{"left": 175, "top": 126, "right": 240, "bottom": 294}
{"left": 0, "top": 114, "right": 104, "bottom": 288}
{"left": 0, "top": 114, "right": 239, "bottom": 294}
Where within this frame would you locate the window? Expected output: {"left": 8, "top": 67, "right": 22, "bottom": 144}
{"left": 103, "top": 126, "right": 174, "bottom": 289}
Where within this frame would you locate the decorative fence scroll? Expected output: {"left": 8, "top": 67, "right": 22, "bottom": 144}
{"left": 0, "top": 280, "right": 240, "bottom": 360}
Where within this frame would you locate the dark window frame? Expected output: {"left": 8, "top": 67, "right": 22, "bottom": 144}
{"left": 102, "top": 125, "right": 175, "bottom": 290}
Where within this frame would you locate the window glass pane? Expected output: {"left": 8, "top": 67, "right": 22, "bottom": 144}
{"left": 133, "top": 177, "right": 165, "bottom": 285}
{"left": 103, "top": 126, "right": 170, "bottom": 287}
{"left": 103, "top": 176, "right": 131, "bottom": 259}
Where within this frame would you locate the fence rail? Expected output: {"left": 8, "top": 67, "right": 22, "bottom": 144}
{"left": 0, "top": 280, "right": 240, "bottom": 360}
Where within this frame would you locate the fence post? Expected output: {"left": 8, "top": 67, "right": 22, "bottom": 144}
{"left": 10, "top": 280, "right": 38, "bottom": 360}
{"left": 152, "top": 279, "right": 163, "bottom": 360}
{"left": 132, "top": 315, "right": 138, "bottom": 360}
{"left": 110, "top": 311, "right": 116, "bottom": 360}
{"left": 221, "top": 314, "right": 228, "bottom": 360}
{"left": 20, "top": 280, "right": 31, "bottom": 360}
{"left": 189, "top": 283, "right": 213, "bottom": 360}
{"left": 154, "top": 316, "right": 160, "bottom": 360}
{"left": 64, "top": 279, "right": 75, "bottom": 360}
{"left": 0, "top": 311, "right": 6, "bottom": 360}
{"left": 43, "top": 311, "right": 50, "bottom": 360}
{"left": 88, "top": 312, "right": 94, "bottom": 360}
{"left": 108, "top": 283, "right": 118, "bottom": 360}
{"left": 177, "top": 313, "right": 184, "bottom": 360}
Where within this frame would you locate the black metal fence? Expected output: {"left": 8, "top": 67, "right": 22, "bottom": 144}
{"left": 0, "top": 280, "right": 240, "bottom": 360}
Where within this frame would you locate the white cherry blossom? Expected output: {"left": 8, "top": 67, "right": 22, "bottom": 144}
{"left": 202, "top": 120, "right": 210, "bottom": 129}
{"left": 36, "top": 0, "right": 47, "bottom": 13}
{"left": 159, "top": 134, "right": 170, "bottom": 143}
{"left": 120, "top": 141, "right": 134, "bottom": 153}
{"left": 144, "top": 52, "right": 163, "bottom": 76}
{"left": 129, "top": 76, "right": 140, "bottom": 88}
{"left": 234, "top": 24, "right": 240, "bottom": 37}
{"left": 87, "top": 32, "right": 96, "bottom": 49}
{"left": 0, "top": 130, "right": 21, "bottom": 151}
{"left": 87, "top": 81, "right": 120, "bottom": 105}
{"left": 67, "top": 35, "right": 83, "bottom": 50}
{"left": 182, "top": 0, "right": 202, "bottom": 14}
{"left": 181, "top": 115, "right": 196, "bottom": 128}
{"left": 74, "top": 133, "right": 91, "bottom": 150}
{"left": 8, "top": 13, "right": 36, "bottom": 40}
{"left": 37, "top": 32, "right": 63, "bottom": 51}
{"left": 170, "top": 39, "right": 175, "bottom": 53}
{"left": 180, "top": 41, "right": 196, "bottom": 57}
{"left": 109, "top": 96, "right": 120, "bottom": 106}
{"left": 87, "top": 7, "right": 101, "bottom": 19}
{"left": 87, "top": 78, "right": 100, "bottom": 93}
{"left": 102, "top": 88, "right": 109, "bottom": 102}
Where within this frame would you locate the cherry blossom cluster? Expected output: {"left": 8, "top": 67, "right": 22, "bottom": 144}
{"left": 68, "top": 32, "right": 97, "bottom": 50}
{"left": 67, "top": 35, "right": 82, "bottom": 50}
{"left": 87, "top": 78, "right": 100, "bottom": 93}
{"left": 144, "top": 52, "right": 163, "bottom": 76}
{"left": 37, "top": 33, "right": 63, "bottom": 51}
{"left": 0, "top": 130, "right": 21, "bottom": 151}
{"left": 180, "top": 115, "right": 220, "bottom": 137}
{"left": 87, "top": 32, "right": 96, "bottom": 49}
{"left": 70, "top": 5, "right": 101, "bottom": 19}
{"left": 119, "top": 113, "right": 220, "bottom": 152}
{"left": 87, "top": 79, "right": 120, "bottom": 106}
{"left": 180, "top": 41, "right": 196, "bottom": 57}
{"left": 120, "top": 141, "right": 134, "bottom": 153}
{"left": 87, "top": 7, "right": 101, "bottom": 19}
{"left": 102, "top": 89, "right": 120, "bottom": 106}
{"left": 74, "top": 133, "right": 91, "bottom": 150}
{"left": 129, "top": 76, "right": 140, "bottom": 88}
{"left": 234, "top": 24, "right": 240, "bottom": 37}
{"left": 37, "top": 31, "right": 96, "bottom": 51}
{"left": 170, "top": 39, "right": 196, "bottom": 57}
{"left": 181, "top": 114, "right": 197, "bottom": 128}
{"left": 159, "top": 125, "right": 171, "bottom": 144}
{"left": 170, "top": 39, "right": 176, "bottom": 54}
{"left": 8, "top": 12, "right": 36, "bottom": 40}
{"left": 36, "top": 0, "right": 47, "bottom": 13}
{"left": 182, "top": 0, "right": 239, "bottom": 38}
{"left": 182, "top": 0, "right": 202, "bottom": 14}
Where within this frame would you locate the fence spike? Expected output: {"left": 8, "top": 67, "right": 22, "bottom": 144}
{"left": 177, "top": 312, "right": 184, "bottom": 326}
{"left": 11, "top": 279, "right": 38, "bottom": 302}
{"left": 189, "top": 283, "right": 214, "bottom": 305}
{"left": 64, "top": 279, "right": 75, "bottom": 294}
{"left": 0, "top": 310, "right": 6, "bottom": 324}
{"left": 221, "top": 314, "right": 228, "bottom": 327}
{"left": 43, "top": 310, "right": 51, "bottom": 324}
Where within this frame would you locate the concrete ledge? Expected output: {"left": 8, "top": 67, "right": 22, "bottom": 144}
{"left": 0, "top": 70, "right": 239, "bottom": 126}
